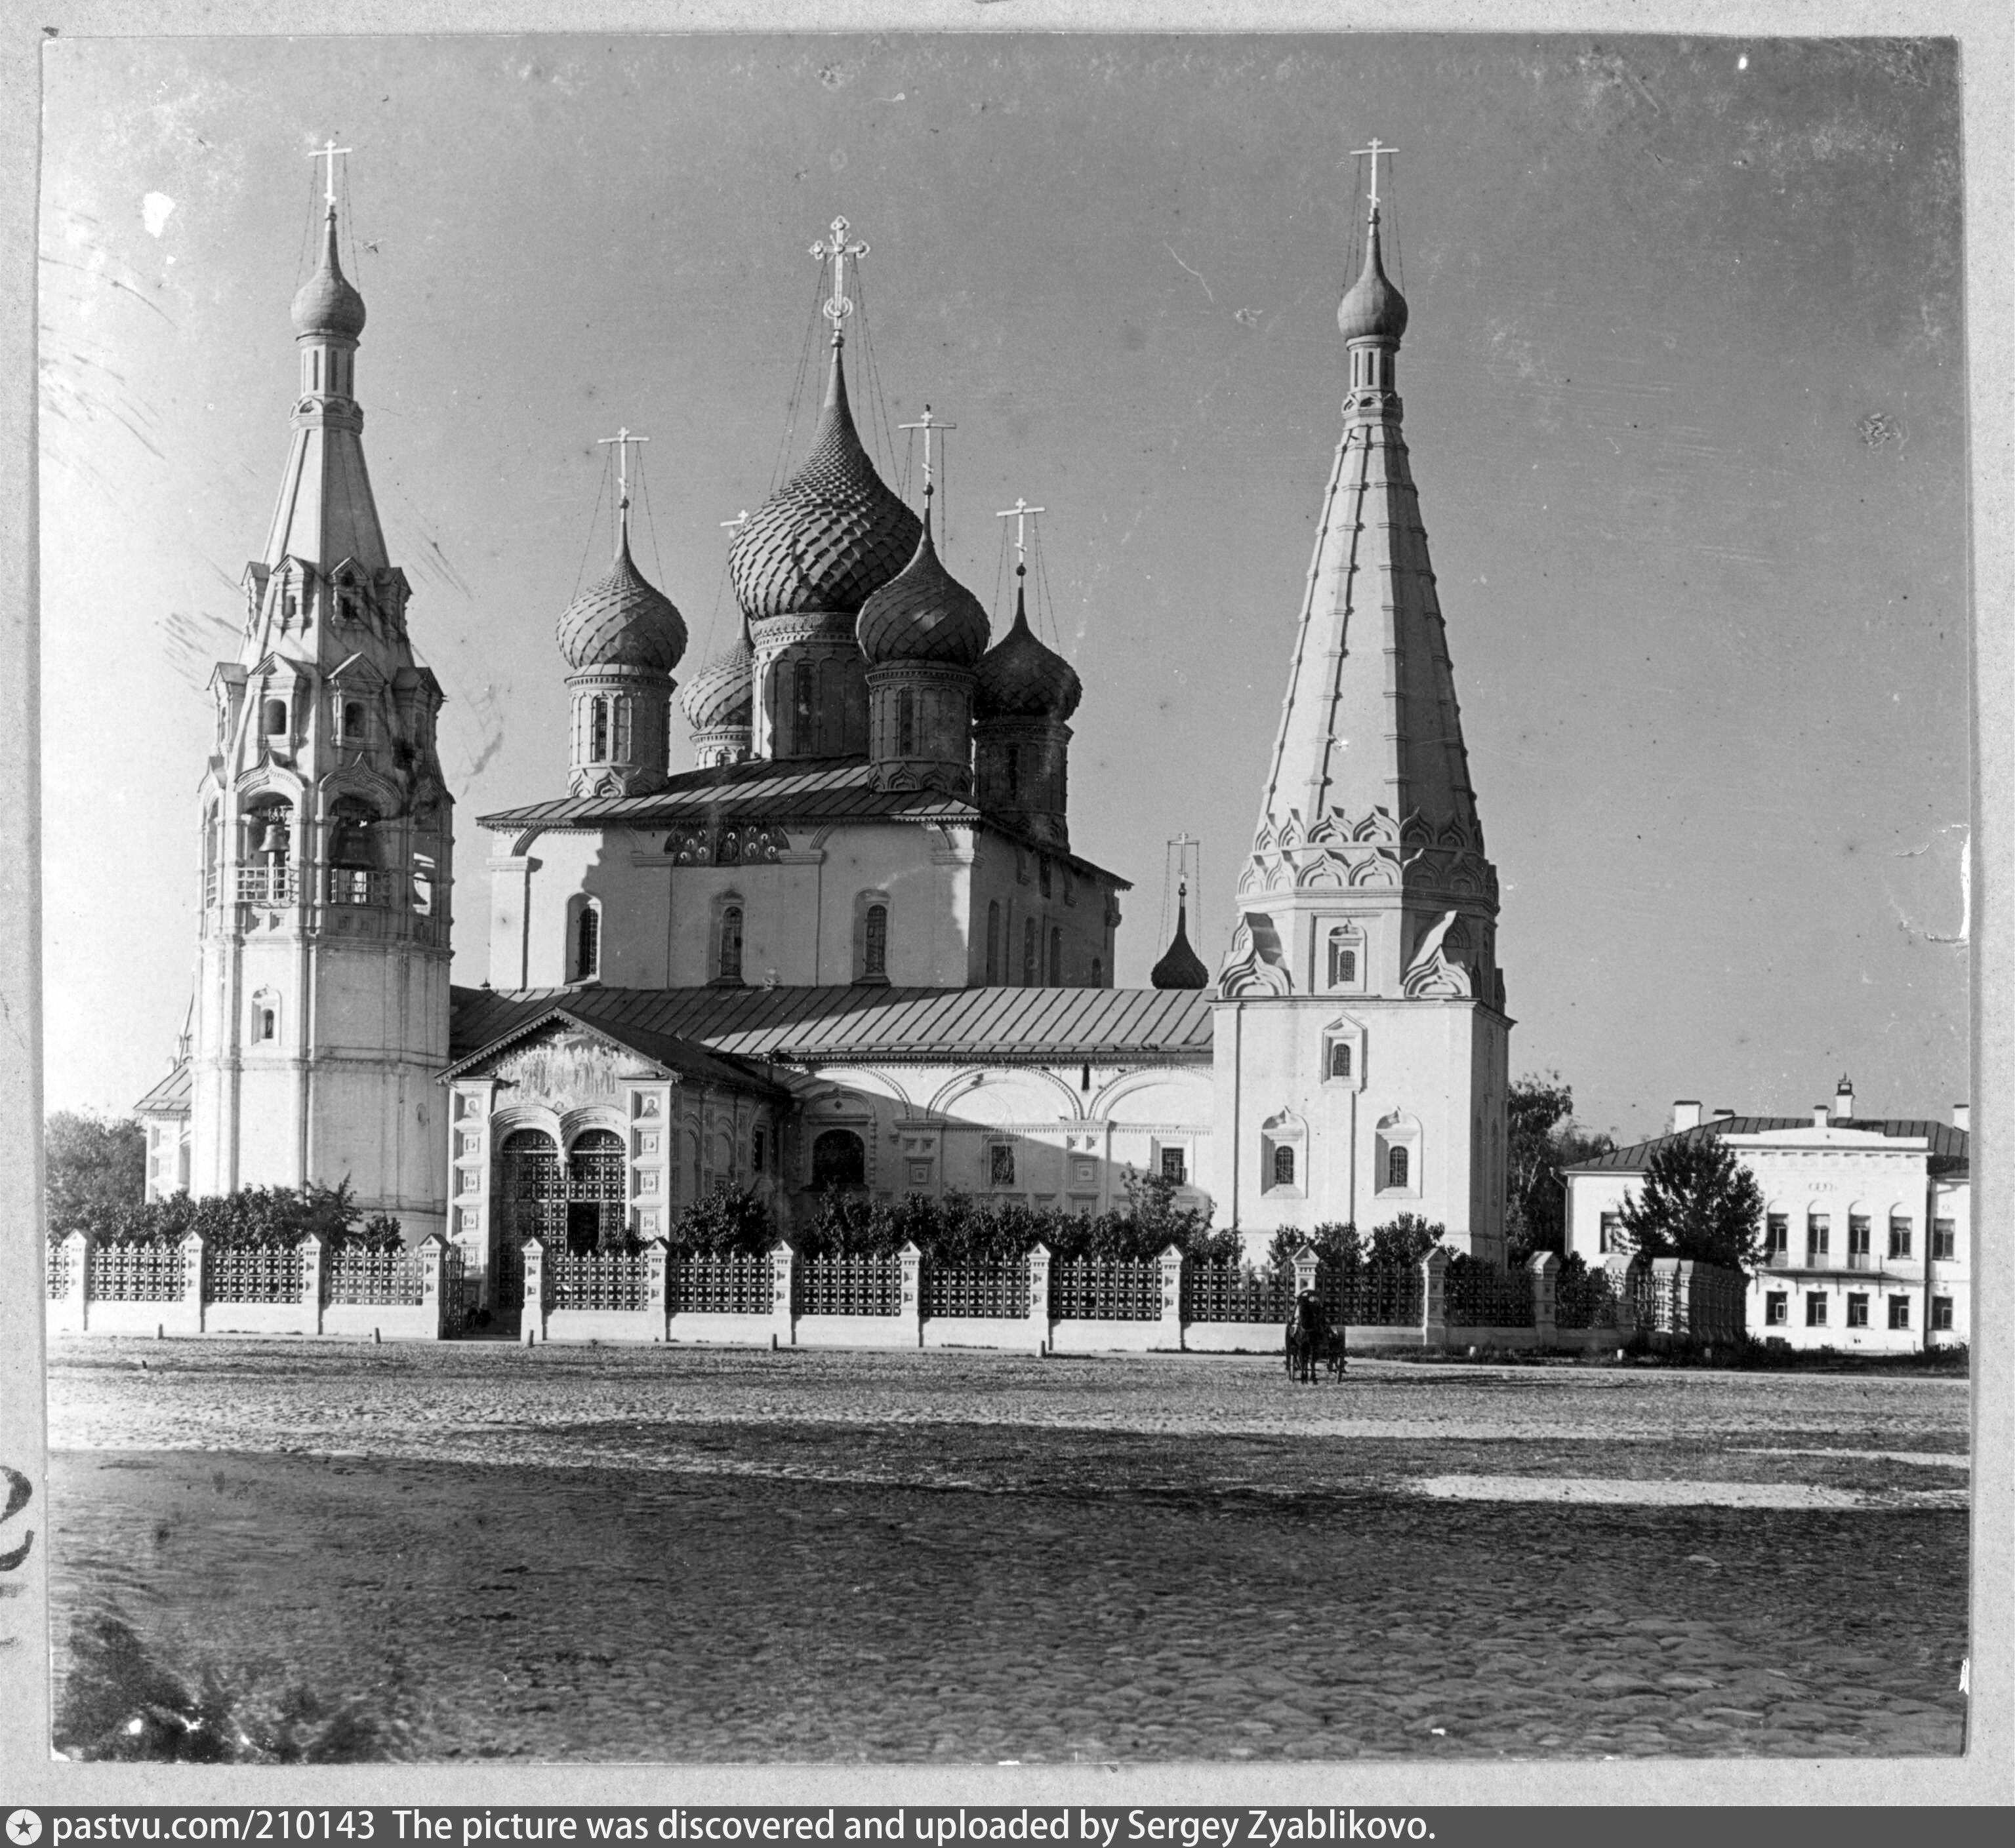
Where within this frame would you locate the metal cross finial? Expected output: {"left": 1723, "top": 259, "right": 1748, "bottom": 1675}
{"left": 310, "top": 138, "right": 353, "bottom": 211}
{"left": 598, "top": 426, "right": 650, "bottom": 507}
{"left": 809, "top": 214, "right": 870, "bottom": 340}
{"left": 898, "top": 403, "right": 957, "bottom": 496}
{"left": 995, "top": 496, "right": 1046, "bottom": 569}
{"left": 720, "top": 509, "right": 750, "bottom": 532}
{"left": 1350, "top": 137, "right": 1398, "bottom": 214}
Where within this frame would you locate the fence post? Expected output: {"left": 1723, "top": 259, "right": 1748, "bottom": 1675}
{"left": 1420, "top": 1247, "right": 1450, "bottom": 1349}
{"left": 1605, "top": 1254, "right": 1644, "bottom": 1346}
{"left": 521, "top": 1236, "right": 546, "bottom": 1344}
{"left": 415, "top": 1233, "right": 446, "bottom": 1340}
{"left": 769, "top": 1239, "right": 796, "bottom": 1348}
{"left": 297, "top": 1232, "right": 325, "bottom": 1336}
{"left": 898, "top": 1241, "right": 924, "bottom": 1348}
{"left": 1026, "top": 1242, "right": 1051, "bottom": 1354}
{"left": 643, "top": 1235, "right": 670, "bottom": 1339}
{"left": 1159, "top": 1243, "right": 1185, "bottom": 1350}
{"left": 1528, "top": 1251, "right": 1558, "bottom": 1350}
{"left": 1292, "top": 1242, "right": 1319, "bottom": 1301}
{"left": 181, "top": 1231, "right": 207, "bottom": 1335}
{"left": 56, "top": 1230, "right": 90, "bottom": 1334}
{"left": 1649, "top": 1256, "right": 1682, "bottom": 1348}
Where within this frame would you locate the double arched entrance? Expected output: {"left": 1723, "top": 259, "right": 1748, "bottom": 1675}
{"left": 494, "top": 1126, "right": 628, "bottom": 1315}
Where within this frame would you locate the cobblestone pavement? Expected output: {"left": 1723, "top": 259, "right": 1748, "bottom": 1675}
{"left": 45, "top": 1340, "right": 1970, "bottom": 1762}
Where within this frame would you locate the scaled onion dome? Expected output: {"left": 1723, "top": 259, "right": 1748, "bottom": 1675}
{"left": 975, "top": 580, "right": 1082, "bottom": 722}
{"left": 856, "top": 503, "right": 990, "bottom": 668}
{"left": 728, "top": 350, "right": 922, "bottom": 620}
{"left": 678, "top": 611, "right": 757, "bottom": 730}
{"left": 1335, "top": 208, "right": 1408, "bottom": 344}
{"left": 556, "top": 528, "right": 688, "bottom": 673}
{"left": 1150, "top": 887, "right": 1210, "bottom": 991}
{"left": 291, "top": 209, "right": 367, "bottom": 342}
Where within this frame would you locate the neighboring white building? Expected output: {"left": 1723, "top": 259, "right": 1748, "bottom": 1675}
{"left": 141, "top": 176, "right": 1515, "bottom": 1296}
{"left": 1564, "top": 1079, "right": 1970, "bottom": 1352}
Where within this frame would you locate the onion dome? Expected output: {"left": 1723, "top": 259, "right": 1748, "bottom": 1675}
{"left": 1336, "top": 208, "right": 1408, "bottom": 344}
{"left": 556, "top": 531, "right": 687, "bottom": 673}
{"left": 678, "top": 611, "right": 756, "bottom": 729}
{"left": 857, "top": 504, "right": 990, "bottom": 668}
{"left": 1151, "top": 885, "right": 1210, "bottom": 990}
{"left": 291, "top": 209, "right": 367, "bottom": 341}
{"left": 975, "top": 580, "right": 1082, "bottom": 722}
{"left": 728, "top": 350, "right": 922, "bottom": 620}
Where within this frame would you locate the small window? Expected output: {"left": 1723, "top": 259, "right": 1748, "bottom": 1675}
{"left": 1765, "top": 1291, "right": 1788, "bottom": 1327}
{"left": 1848, "top": 1215, "right": 1871, "bottom": 1263}
{"left": 1846, "top": 1294, "right": 1869, "bottom": 1329}
{"left": 1806, "top": 1213, "right": 1830, "bottom": 1260}
{"left": 718, "top": 905, "right": 744, "bottom": 984}
{"left": 591, "top": 698, "right": 611, "bottom": 763}
{"left": 1040, "top": 858, "right": 1052, "bottom": 899}
{"left": 1023, "top": 919, "right": 1037, "bottom": 986}
{"left": 574, "top": 903, "right": 601, "bottom": 982}
{"left": 255, "top": 1006, "right": 277, "bottom": 1043}
{"left": 1327, "top": 929, "right": 1359, "bottom": 988}
{"left": 1091, "top": 955, "right": 1103, "bottom": 988}
{"left": 614, "top": 696, "right": 634, "bottom": 763}
{"left": 897, "top": 689, "right": 916, "bottom": 757}
{"left": 262, "top": 698, "right": 288, "bottom": 736}
{"left": 1272, "top": 1145, "right": 1296, "bottom": 1188}
{"left": 986, "top": 901, "right": 1001, "bottom": 983}
{"left": 1766, "top": 1213, "right": 1789, "bottom": 1258}
{"left": 341, "top": 699, "right": 366, "bottom": 743}
{"left": 863, "top": 903, "right": 888, "bottom": 980}
{"left": 1806, "top": 1293, "right": 1828, "bottom": 1327}
{"left": 411, "top": 853, "right": 435, "bottom": 917}
{"left": 1330, "top": 1042, "right": 1353, "bottom": 1080}
{"left": 1932, "top": 1296, "right": 1953, "bottom": 1331}
{"left": 1049, "top": 927, "right": 1062, "bottom": 984}
{"left": 1161, "top": 1146, "right": 1187, "bottom": 1187}
{"left": 1006, "top": 745, "right": 1021, "bottom": 803}
{"left": 990, "top": 1143, "right": 1016, "bottom": 1188}
{"left": 1888, "top": 1216, "right": 1913, "bottom": 1260}
{"left": 1887, "top": 1296, "right": 1911, "bottom": 1330}
{"left": 793, "top": 662, "right": 816, "bottom": 750}
{"left": 1932, "top": 1218, "right": 1956, "bottom": 1260}
{"left": 1598, "top": 1211, "right": 1622, "bottom": 1255}
{"left": 1387, "top": 1145, "right": 1409, "bottom": 1190}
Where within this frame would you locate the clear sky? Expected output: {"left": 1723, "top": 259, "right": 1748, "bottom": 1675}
{"left": 37, "top": 31, "right": 1968, "bottom": 1144}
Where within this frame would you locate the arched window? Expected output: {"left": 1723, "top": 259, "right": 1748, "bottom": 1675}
{"left": 793, "top": 661, "right": 817, "bottom": 752}
{"left": 251, "top": 992, "right": 279, "bottom": 1044}
{"left": 614, "top": 696, "right": 634, "bottom": 763}
{"left": 328, "top": 797, "right": 381, "bottom": 906}
{"left": 812, "top": 1128, "right": 866, "bottom": 1190}
{"left": 1387, "top": 1145, "right": 1409, "bottom": 1190}
{"left": 1272, "top": 1145, "right": 1295, "bottom": 1188}
{"left": 590, "top": 697, "right": 611, "bottom": 763}
{"left": 1006, "top": 745, "right": 1021, "bottom": 802}
{"left": 718, "top": 904, "right": 744, "bottom": 983}
{"left": 1091, "top": 955, "right": 1103, "bottom": 988}
{"left": 862, "top": 902, "right": 889, "bottom": 979}
{"left": 500, "top": 1129, "right": 563, "bottom": 1256}
{"left": 1330, "top": 1042, "right": 1353, "bottom": 1079}
{"left": 1049, "top": 926, "right": 1062, "bottom": 984}
{"left": 340, "top": 699, "right": 366, "bottom": 744}
{"left": 897, "top": 689, "right": 916, "bottom": 757}
{"left": 1023, "top": 918, "right": 1037, "bottom": 986}
{"left": 986, "top": 901, "right": 1001, "bottom": 983}
{"left": 1327, "top": 929, "right": 1358, "bottom": 988}
{"left": 262, "top": 697, "right": 288, "bottom": 736}
{"left": 574, "top": 902, "right": 601, "bottom": 982}
{"left": 565, "top": 1128, "right": 626, "bottom": 1253}
{"left": 1039, "top": 858, "right": 1052, "bottom": 898}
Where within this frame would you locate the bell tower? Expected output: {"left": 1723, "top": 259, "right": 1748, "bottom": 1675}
{"left": 1215, "top": 150, "right": 1511, "bottom": 1260}
{"left": 188, "top": 151, "right": 453, "bottom": 1240}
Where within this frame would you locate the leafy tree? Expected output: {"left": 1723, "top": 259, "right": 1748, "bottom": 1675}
{"left": 1614, "top": 1136, "right": 1766, "bottom": 1273}
{"left": 45, "top": 1112, "right": 148, "bottom": 1237}
{"left": 1503, "top": 1072, "right": 1616, "bottom": 1260}
{"left": 1368, "top": 1213, "right": 1444, "bottom": 1266}
{"left": 674, "top": 1184, "right": 777, "bottom": 1255}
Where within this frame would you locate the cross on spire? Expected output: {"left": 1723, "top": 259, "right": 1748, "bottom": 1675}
{"left": 996, "top": 496, "right": 1046, "bottom": 571}
{"left": 898, "top": 403, "right": 956, "bottom": 500}
{"left": 310, "top": 139, "right": 352, "bottom": 211}
{"left": 1351, "top": 137, "right": 1398, "bottom": 216}
{"left": 720, "top": 509, "right": 750, "bottom": 532}
{"left": 598, "top": 426, "right": 649, "bottom": 553}
{"left": 809, "top": 214, "right": 870, "bottom": 343}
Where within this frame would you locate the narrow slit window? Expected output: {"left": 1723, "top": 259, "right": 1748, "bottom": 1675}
{"left": 1022, "top": 919, "right": 1036, "bottom": 986}
{"left": 575, "top": 904, "right": 600, "bottom": 982}
{"left": 897, "top": 689, "right": 916, "bottom": 757}
{"left": 986, "top": 901, "right": 1001, "bottom": 983}
{"left": 863, "top": 903, "right": 888, "bottom": 979}
{"left": 718, "top": 906, "right": 744, "bottom": 983}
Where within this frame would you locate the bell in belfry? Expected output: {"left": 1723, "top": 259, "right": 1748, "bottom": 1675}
{"left": 255, "top": 817, "right": 290, "bottom": 860}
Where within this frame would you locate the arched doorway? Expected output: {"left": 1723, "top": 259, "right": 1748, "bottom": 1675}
{"left": 811, "top": 1128, "right": 866, "bottom": 1191}
{"left": 565, "top": 1128, "right": 628, "bottom": 1251}
{"left": 496, "top": 1128, "right": 563, "bottom": 1317}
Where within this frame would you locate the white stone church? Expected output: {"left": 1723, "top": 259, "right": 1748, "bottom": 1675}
{"left": 137, "top": 182, "right": 1517, "bottom": 1310}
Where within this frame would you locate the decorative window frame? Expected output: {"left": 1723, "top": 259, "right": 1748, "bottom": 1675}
{"left": 249, "top": 987, "right": 281, "bottom": 1047}
{"left": 565, "top": 893, "right": 603, "bottom": 984}
{"left": 1259, "top": 1108, "right": 1307, "bottom": 1200}
{"left": 1322, "top": 1014, "right": 1366, "bottom": 1090}
{"left": 987, "top": 1140, "right": 1018, "bottom": 1190}
{"left": 1374, "top": 1110, "right": 1422, "bottom": 1199}
{"left": 1318, "top": 917, "right": 1370, "bottom": 995}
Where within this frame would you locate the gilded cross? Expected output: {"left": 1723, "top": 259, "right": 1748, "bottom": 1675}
{"left": 898, "top": 404, "right": 956, "bottom": 496}
{"left": 598, "top": 426, "right": 649, "bottom": 508}
{"left": 1350, "top": 137, "right": 1398, "bottom": 212}
{"left": 310, "top": 139, "right": 353, "bottom": 210}
{"left": 995, "top": 496, "right": 1046, "bottom": 568}
{"left": 809, "top": 214, "right": 870, "bottom": 336}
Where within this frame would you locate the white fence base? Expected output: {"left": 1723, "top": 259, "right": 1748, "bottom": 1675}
{"left": 922, "top": 1315, "right": 1043, "bottom": 1354}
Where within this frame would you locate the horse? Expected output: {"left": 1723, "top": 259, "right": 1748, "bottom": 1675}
{"left": 1323, "top": 1318, "right": 1349, "bottom": 1378}
{"left": 1285, "top": 1291, "right": 1330, "bottom": 1384}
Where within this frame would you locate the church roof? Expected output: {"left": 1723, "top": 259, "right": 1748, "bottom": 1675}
{"left": 678, "top": 614, "right": 756, "bottom": 729}
{"left": 451, "top": 984, "right": 1212, "bottom": 1069}
{"left": 556, "top": 532, "right": 687, "bottom": 673}
{"left": 975, "top": 584, "right": 1082, "bottom": 721}
{"left": 856, "top": 506, "right": 990, "bottom": 668}
{"left": 1564, "top": 1117, "right": 1971, "bottom": 1179}
{"left": 727, "top": 347, "right": 921, "bottom": 620}
{"left": 134, "top": 1058, "right": 192, "bottom": 1117}
{"left": 439, "top": 1005, "right": 789, "bottom": 1098}
{"left": 291, "top": 209, "right": 367, "bottom": 340}
{"left": 477, "top": 755, "right": 1130, "bottom": 888}
{"left": 1335, "top": 207, "right": 1408, "bottom": 342}
{"left": 1149, "top": 897, "right": 1210, "bottom": 990}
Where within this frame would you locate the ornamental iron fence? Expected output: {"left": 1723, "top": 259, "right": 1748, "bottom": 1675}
{"left": 922, "top": 1256, "right": 1031, "bottom": 1320}
{"left": 204, "top": 1245, "right": 303, "bottom": 1304}
{"left": 1444, "top": 1258, "right": 1537, "bottom": 1328}
{"left": 47, "top": 1239, "right": 71, "bottom": 1299}
{"left": 85, "top": 1240, "right": 186, "bottom": 1303}
{"left": 549, "top": 1248, "right": 649, "bottom": 1312}
{"left": 1314, "top": 1261, "right": 1423, "bottom": 1327}
{"left": 324, "top": 1245, "right": 425, "bottom": 1307}
{"left": 672, "top": 1252, "right": 773, "bottom": 1316}
{"left": 1049, "top": 1256, "right": 1162, "bottom": 1322}
{"left": 797, "top": 1253, "right": 903, "bottom": 1317}
{"left": 1181, "top": 1260, "right": 1295, "bottom": 1325}
{"left": 1554, "top": 1264, "right": 1619, "bottom": 1331}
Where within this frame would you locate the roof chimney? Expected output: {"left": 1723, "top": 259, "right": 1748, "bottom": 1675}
{"left": 1671, "top": 1100, "right": 1701, "bottom": 1133}
{"left": 1712, "top": 1106, "right": 1736, "bottom": 1122}
{"left": 1813, "top": 1104, "right": 1830, "bottom": 1130}
{"left": 1953, "top": 1103, "right": 1969, "bottom": 1133}
{"left": 1835, "top": 1075, "right": 1856, "bottom": 1122}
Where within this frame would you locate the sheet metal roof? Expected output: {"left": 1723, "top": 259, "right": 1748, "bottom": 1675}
{"left": 450, "top": 984, "right": 1214, "bottom": 1069}
{"left": 1565, "top": 1115, "right": 1970, "bottom": 1178}
{"left": 476, "top": 756, "right": 1130, "bottom": 887}
{"left": 134, "top": 1059, "right": 192, "bottom": 1117}
{"left": 439, "top": 1005, "right": 790, "bottom": 1098}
